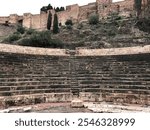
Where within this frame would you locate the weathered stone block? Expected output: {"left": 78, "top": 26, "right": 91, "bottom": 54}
{"left": 71, "top": 98, "right": 84, "bottom": 108}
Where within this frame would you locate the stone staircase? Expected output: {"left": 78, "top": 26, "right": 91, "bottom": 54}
{"left": 0, "top": 48, "right": 150, "bottom": 107}
{"left": 0, "top": 52, "right": 71, "bottom": 107}
{"left": 69, "top": 50, "right": 80, "bottom": 97}
{"left": 76, "top": 54, "right": 150, "bottom": 104}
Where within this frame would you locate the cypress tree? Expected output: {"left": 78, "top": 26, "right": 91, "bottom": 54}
{"left": 47, "top": 4, "right": 53, "bottom": 10}
{"left": 53, "top": 13, "right": 59, "bottom": 34}
{"left": 47, "top": 12, "right": 52, "bottom": 30}
{"left": 134, "top": 0, "right": 142, "bottom": 18}
{"left": 55, "top": 7, "right": 60, "bottom": 12}
{"left": 60, "top": 7, "right": 65, "bottom": 11}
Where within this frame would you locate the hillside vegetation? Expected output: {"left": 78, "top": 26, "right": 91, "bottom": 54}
{"left": 53, "top": 17, "right": 150, "bottom": 49}
{"left": 0, "top": 16, "right": 150, "bottom": 49}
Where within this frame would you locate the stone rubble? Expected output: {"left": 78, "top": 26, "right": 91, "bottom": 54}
{"left": 71, "top": 98, "right": 84, "bottom": 108}
{"left": 84, "top": 102, "right": 150, "bottom": 113}
{"left": 0, "top": 106, "right": 32, "bottom": 113}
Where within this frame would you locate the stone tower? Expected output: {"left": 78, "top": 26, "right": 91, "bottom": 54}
{"left": 96, "top": 0, "right": 112, "bottom": 18}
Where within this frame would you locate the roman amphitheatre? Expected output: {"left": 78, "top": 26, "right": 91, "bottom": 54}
{"left": 0, "top": 0, "right": 150, "bottom": 113}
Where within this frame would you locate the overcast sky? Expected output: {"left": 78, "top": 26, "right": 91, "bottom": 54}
{"left": 0, "top": 0, "right": 122, "bottom": 16}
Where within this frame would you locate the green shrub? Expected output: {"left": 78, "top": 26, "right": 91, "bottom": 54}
{"left": 135, "top": 18, "right": 150, "bottom": 33}
{"left": 60, "top": 25, "right": 66, "bottom": 29}
{"left": 53, "top": 14, "right": 59, "bottom": 34}
{"left": 13, "top": 31, "right": 21, "bottom": 35}
{"left": 21, "top": 31, "right": 51, "bottom": 47}
{"left": 65, "top": 19, "right": 73, "bottom": 26}
{"left": 88, "top": 14, "right": 99, "bottom": 25}
{"left": 66, "top": 25, "right": 72, "bottom": 30}
{"left": 47, "top": 12, "right": 52, "bottom": 30}
{"left": 108, "top": 12, "right": 122, "bottom": 22}
{"left": 4, "top": 34, "right": 21, "bottom": 43}
{"left": 77, "top": 23, "right": 83, "bottom": 29}
{"left": 50, "top": 39, "right": 64, "bottom": 48}
{"left": 26, "top": 28, "right": 35, "bottom": 35}
{"left": 20, "top": 31, "right": 64, "bottom": 48}
{"left": 108, "top": 30, "right": 117, "bottom": 36}
{"left": 17, "top": 25, "right": 25, "bottom": 34}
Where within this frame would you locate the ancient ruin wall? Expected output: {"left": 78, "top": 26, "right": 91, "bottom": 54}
{"left": 23, "top": 13, "right": 32, "bottom": 28}
{"left": 0, "top": 17, "right": 9, "bottom": 24}
{"left": 0, "top": 0, "right": 149, "bottom": 29}
{"left": 31, "top": 14, "right": 41, "bottom": 29}
{"left": 9, "top": 14, "right": 19, "bottom": 24}
{"left": 40, "top": 12, "right": 48, "bottom": 30}
{"left": 57, "top": 10, "right": 69, "bottom": 25}
{"left": 66, "top": 4, "right": 79, "bottom": 21}
{"left": 57, "top": 4, "right": 79, "bottom": 25}
{"left": 78, "top": 3, "right": 97, "bottom": 22}
{"left": 141, "top": 0, "right": 150, "bottom": 18}
{"left": 113, "top": 0, "right": 134, "bottom": 12}
{"left": 96, "top": 0, "right": 135, "bottom": 18}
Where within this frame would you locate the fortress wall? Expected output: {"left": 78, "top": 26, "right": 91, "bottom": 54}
{"left": 0, "top": 17, "right": 9, "bottom": 24}
{"left": 96, "top": 0, "right": 112, "bottom": 18}
{"left": 0, "top": 25, "right": 16, "bottom": 37}
{"left": 112, "top": 0, "right": 134, "bottom": 12}
{"left": 23, "top": 13, "right": 32, "bottom": 28}
{"left": 67, "top": 4, "right": 79, "bottom": 20}
{"left": 78, "top": 6, "right": 90, "bottom": 21}
{"left": 9, "top": 14, "right": 19, "bottom": 24}
{"left": 57, "top": 11, "right": 69, "bottom": 25}
{"left": 40, "top": 12, "right": 47, "bottom": 30}
{"left": 58, "top": 4, "right": 79, "bottom": 24}
{"left": 31, "top": 14, "right": 41, "bottom": 29}
{"left": 140, "top": 0, "right": 149, "bottom": 18}
{"left": 78, "top": 3, "right": 97, "bottom": 22}
{"left": 96, "top": 0, "right": 134, "bottom": 17}
{"left": 0, "top": 0, "right": 149, "bottom": 29}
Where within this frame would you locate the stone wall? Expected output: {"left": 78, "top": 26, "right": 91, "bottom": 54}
{"left": 78, "top": 3, "right": 97, "bottom": 22}
{"left": 57, "top": 4, "right": 79, "bottom": 25}
{"left": 114, "top": 0, "right": 134, "bottom": 11}
{"left": 0, "top": 44, "right": 150, "bottom": 108}
{"left": 23, "top": 13, "right": 32, "bottom": 28}
{"left": 40, "top": 12, "right": 48, "bottom": 30}
{"left": 9, "top": 14, "right": 19, "bottom": 24}
{"left": 31, "top": 14, "right": 41, "bottom": 29}
{"left": 0, "top": 0, "right": 149, "bottom": 29}
{"left": 141, "top": 0, "right": 150, "bottom": 18}
{"left": 0, "top": 25, "right": 16, "bottom": 37}
{"left": 57, "top": 10, "right": 70, "bottom": 25}
{"left": 96, "top": 0, "right": 135, "bottom": 18}
{"left": 0, "top": 17, "right": 9, "bottom": 24}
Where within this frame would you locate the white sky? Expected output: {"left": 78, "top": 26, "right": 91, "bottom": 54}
{"left": 0, "top": 0, "right": 122, "bottom": 16}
